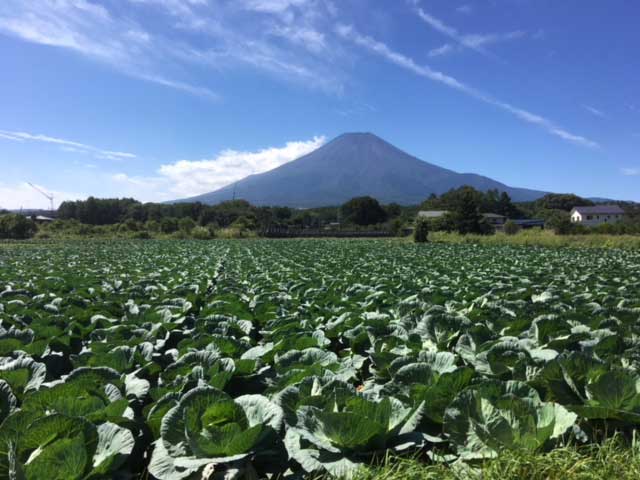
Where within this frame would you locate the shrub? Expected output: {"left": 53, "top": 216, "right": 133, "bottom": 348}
{"left": 132, "top": 230, "right": 152, "bottom": 239}
{"left": 0, "top": 214, "right": 38, "bottom": 239}
{"left": 414, "top": 218, "right": 429, "bottom": 243}
{"left": 503, "top": 220, "right": 520, "bottom": 235}
{"left": 179, "top": 217, "right": 196, "bottom": 232}
{"left": 546, "top": 213, "right": 574, "bottom": 235}
{"left": 160, "top": 217, "right": 179, "bottom": 234}
{"left": 145, "top": 220, "right": 160, "bottom": 232}
{"left": 191, "top": 226, "right": 212, "bottom": 240}
{"left": 387, "top": 218, "right": 404, "bottom": 237}
{"left": 122, "top": 218, "right": 142, "bottom": 231}
{"left": 205, "top": 223, "right": 218, "bottom": 238}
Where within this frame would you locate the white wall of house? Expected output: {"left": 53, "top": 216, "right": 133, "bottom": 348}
{"left": 571, "top": 211, "right": 624, "bottom": 226}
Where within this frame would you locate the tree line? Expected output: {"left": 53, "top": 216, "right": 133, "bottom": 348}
{"left": 2, "top": 187, "right": 639, "bottom": 240}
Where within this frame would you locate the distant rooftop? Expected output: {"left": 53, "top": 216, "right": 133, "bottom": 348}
{"left": 571, "top": 205, "right": 625, "bottom": 215}
{"left": 418, "top": 210, "right": 449, "bottom": 218}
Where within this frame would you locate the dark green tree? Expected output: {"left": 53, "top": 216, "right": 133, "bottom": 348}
{"left": 179, "top": 217, "right": 196, "bottom": 232}
{"left": 0, "top": 214, "right": 37, "bottom": 239}
{"left": 340, "top": 196, "right": 388, "bottom": 226}
{"left": 449, "top": 187, "right": 484, "bottom": 234}
{"left": 546, "top": 212, "right": 574, "bottom": 235}
{"left": 160, "top": 217, "right": 179, "bottom": 234}
{"left": 385, "top": 203, "right": 402, "bottom": 219}
{"left": 534, "top": 194, "right": 593, "bottom": 212}
{"left": 414, "top": 218, "right": 429, "bottom": 243}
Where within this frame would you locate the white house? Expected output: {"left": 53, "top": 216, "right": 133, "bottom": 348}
{"left": 570, "top": 205, "right": 625, "bottom": 226}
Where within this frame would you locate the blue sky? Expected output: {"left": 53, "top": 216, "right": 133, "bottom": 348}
{"left": 0, "top": 0, "right": 638, "bottom": 209}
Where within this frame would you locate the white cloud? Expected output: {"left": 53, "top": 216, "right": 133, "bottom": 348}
{"left": 0, "top": 182, "right": 86, "bottom": 210}
{"left": 428, "top": 43, "right": 455, "bottom": 58}
{"left": 0, "top": 1, "right": 218, "bottom": 99}
{"left": 239, "top": 0, "right": 312, "bottom": 14}
{"left": 456, "top": 5, "right": 473, "bottom": 15}
{"left": 415, "top": 8, "right": 526, "bottom": 59}
{"left": 0, "top": 130, "right": 137, "bottom": 160}
{"left": 4, "top": 2, "right": 216, "bottom": 95}
{"left": 269, "top": 25, "right": 327, "bottom": 53}
{"left": 159, "top": 136, "right": 326, "bottom": 197}
{"left": 128, "top": 0, "right": 208, "bottom": 19}
{"left": 621, "top": 168, "right": 640, "bottom": 176}
{"left": 109, "top": 135, "right": 326, "bottom": 202}
{"left": 337, "top": 25, "right": 599, "bottom": 149}
{"left": 583, "top": 104, "right": 607, "bottom": 118}
{"left": 0, "top": 0, "right": 345, "bottom": 97}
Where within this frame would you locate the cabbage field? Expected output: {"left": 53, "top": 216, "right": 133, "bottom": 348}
{"left": 1, "top": 239, "right": 640, "bottom": 479}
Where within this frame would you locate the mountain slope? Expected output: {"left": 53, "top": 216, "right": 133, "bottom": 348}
{"left": 174, "top": 133, "right": 547, "bottom": 206}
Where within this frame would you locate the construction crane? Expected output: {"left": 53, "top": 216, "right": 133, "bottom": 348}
{"left": 28, "top": 182, "right": 55, "bottom": 213}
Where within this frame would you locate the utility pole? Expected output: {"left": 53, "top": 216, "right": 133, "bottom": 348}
{"left": 27, "top": 182, "right": 55, "bottom": 214}
{"left": 232, "top": 182, "right": 237, "bottom": 201}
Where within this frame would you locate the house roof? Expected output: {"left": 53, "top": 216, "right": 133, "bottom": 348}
{"left": 418, "top": 210, "right": 449, "bottom": 218}
{"left": 571, "top": 205, "right": 625, "bottom": 215}
{"left": 512, "top": 219, "right": 545, "bottom": 226}
{"left": 482, "top": 213, "right": 506, "bottom": 219}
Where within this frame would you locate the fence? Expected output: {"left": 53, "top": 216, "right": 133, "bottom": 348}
{"left": 262, "top": 227, "right": 394, "bottom": 238}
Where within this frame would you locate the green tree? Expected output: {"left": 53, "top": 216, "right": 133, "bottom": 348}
{"left": 497, "top": 192, "right": 521, "bottom": 218}
{"left": 534, "top": 194, "right": 593, "bottom": 212}
{"left": 160, "top": 217, "right": 179, "bottom": 234}
{"left": 179, "top": 217, "right": 196, "bottom": 232}
{"left": 385, "top": 203, "right": 402, "bottom": 219}
{"left": 340, "top": 196, "right": 388, "bottom": 226}
{"left": 546, "top": 212, "right": 574, "bottom": 235}
{"left": 449, "top": 187, "right": 484, "bottom": 234}
{"left": 0, "top": 214, "right": 37, "bottom": 239}
{"left": 414, "top": 218, "right": 429, "bottom": 243}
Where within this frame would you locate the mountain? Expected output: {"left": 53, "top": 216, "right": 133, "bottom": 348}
{"left": 173, "top": 133, "right": 548, "bottom": 207}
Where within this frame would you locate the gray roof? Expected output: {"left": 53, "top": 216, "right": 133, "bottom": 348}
{"left": 512, "top": 219, "right": 545, "bottom": 226}
{"left": 418, "top": 210, "right": 449, "bottom": 218}
{"left": 482, "top": 213, "right": 506, "bottom": 219}
{"left": 571, "top": 205, "right": 625, "bottom": 215}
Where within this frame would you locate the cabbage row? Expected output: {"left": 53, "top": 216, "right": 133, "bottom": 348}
{"left": 0, "top": 240, "right": 639, "bottom": 479}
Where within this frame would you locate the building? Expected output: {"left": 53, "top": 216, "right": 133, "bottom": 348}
{"left": 510, "top": 219, "right": 545, "bottom": 229}
{"left": 417, "top": 210, "right": 449, "bottom": 219}
{"left": 482, "top": 213, "right": 506, "bottom": 227}
{"left": 570, "top": 205, "right": 625, "bottom": 226}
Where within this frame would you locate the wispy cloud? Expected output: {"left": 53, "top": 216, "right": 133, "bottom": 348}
{"left": 415, "top": 8, "right": 526, "bottom": 59}
{"left": 456, "top": 5, "right": 473, "bottom": 15}
{"left": 0, "top": 130, "right": 137, "bottom": 160}
{"left": 428, "top": 43, "right": 456, "bottom": 58}
{"left": 0, "top": 0, "right": 343, "bottom": 99}
{"left": 336, "top": 25, "right": 599, "bottom": 149}
{"left": 583, "top": 104, "right": 607, "bottom": 119}
{"left": 621, "top": 168, "right": 640, "bottom": 176}
{"left": 0, "top": 0, "right": 219, "bottom": 99}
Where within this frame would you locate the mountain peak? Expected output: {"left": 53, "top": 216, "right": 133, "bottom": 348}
{"left": 173, "top": 133, "right": 548, "bottom": 207}
{"left": 336, "top": 131, "right": 378, "bottom": 139}
{"left": 332, "top": 132, "right": 384, "bottom": 144}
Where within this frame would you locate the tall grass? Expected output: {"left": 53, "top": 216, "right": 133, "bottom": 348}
{"left": 346, "top": 437, "right": 640, "bottom": 480}
{"left": 430, "top": 229, "right": 640, "bottom": 249}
